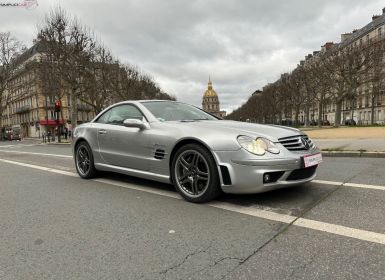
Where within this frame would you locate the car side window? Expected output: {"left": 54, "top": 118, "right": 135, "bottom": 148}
{"left": 95, "top": 110, "right": 111, "bottom": 124}
{"left": 106, "top": 105, "right": 145, "bottom": 125}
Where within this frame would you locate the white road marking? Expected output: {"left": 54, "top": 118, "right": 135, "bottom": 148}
{"left": 0, "top": 159, "right": 76, "bottom": 176}
{"left": 1, "top": 158, "right": 385, "bottom": 245}
{"left": 312, "top": 179, "right": 342, "bottom": 186}
{"left": 313, "top": 179, "right": 385, "bottom": 191}
{"left": 294, "top": 219, "right": 385, "bottom": 245}
{"left": 0, "top": 151, "right": 384, "bottom": 192}
{"left": 0, "top": 150, "right": 72, "bottom": 158}
{"left": 94, "top": 178, "right": 180, "bottom": 199}
{"left": 0, "top": 143, "right": 43, "bottom": 148}
{"left": 343, "top": 182, "right": 385, "bottom": 191}
{"left": 208, "top": 201, "right": 296, "bottom": 224}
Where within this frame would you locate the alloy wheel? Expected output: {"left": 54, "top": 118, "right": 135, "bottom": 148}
{"left": 175, "top": 150, "right": 210, "bottom": 197}
{"left": 76, "top": 146, "right": 91, "bottom": 176}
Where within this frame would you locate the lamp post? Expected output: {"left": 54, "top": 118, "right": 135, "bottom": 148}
{"left": 55, "top": 100, "right": 61, "bottom": 143}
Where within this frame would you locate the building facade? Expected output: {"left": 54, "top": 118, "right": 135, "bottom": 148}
{"left": 297, "top": 8, "right": 385, "bottom": 125}
{"left": 202, "top": 78, "right": 226, "bottom": 118}
{"left": 255, "top": 8, "right": 385, "bottom": 126}
{"left": 1, "top": 42, "right": 95, "bottom": 138}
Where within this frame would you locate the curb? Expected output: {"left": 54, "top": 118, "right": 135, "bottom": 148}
{"left": 322, "top": 151, "right": 385, "bottom": 158}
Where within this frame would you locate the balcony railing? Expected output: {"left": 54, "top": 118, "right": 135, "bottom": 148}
{"left": 46, "top": 102, "right": 55, "bottom": 109}
{"left": 16, "top": 105, "right": 31, "bottom": 114}
{"left": 77, "top": 104, "right": 93, "bottom": 111}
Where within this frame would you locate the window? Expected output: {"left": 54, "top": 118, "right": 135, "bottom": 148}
{"left": 95, "top": 104, "right": 145, "bottom": 125}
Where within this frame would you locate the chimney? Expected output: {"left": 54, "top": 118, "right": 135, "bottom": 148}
{"left": 372, "top": 15, "right": 380, "bottom": 21}
{"left": 341, "top": 33, "right": 352, "bottom": 42}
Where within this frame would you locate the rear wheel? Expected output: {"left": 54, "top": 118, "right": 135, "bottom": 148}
{"left": 75, "top": 141, "right": 97, "bottom": 179}
{"left": 171, "top": 144, "right": 221, "bottom": 203}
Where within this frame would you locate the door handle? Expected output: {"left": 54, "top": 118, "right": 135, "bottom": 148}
{"left": 98, "top": 129, "right": 107, "bottom": 135}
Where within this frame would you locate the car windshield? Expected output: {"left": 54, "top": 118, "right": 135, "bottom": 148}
{"left": 142, "top": 101, "right": 218, "bottom": 122}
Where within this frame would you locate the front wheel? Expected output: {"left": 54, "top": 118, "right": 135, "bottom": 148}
{"left": 75, "top": 141, "right": 97, "bottom": 179}
{"left": 171, "top": 144, "right": 221, "bottom": 203}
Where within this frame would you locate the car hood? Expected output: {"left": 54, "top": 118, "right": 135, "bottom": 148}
{"left": 165, "top": 120, "right": 303, "bottom": 142}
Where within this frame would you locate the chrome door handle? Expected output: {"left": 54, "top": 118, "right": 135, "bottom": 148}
{"left": 98, "top": 129, "right": 107, "bottom": 135}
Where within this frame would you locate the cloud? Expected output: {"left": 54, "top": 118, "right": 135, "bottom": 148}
{"left": 1, "top": 0, "right": 384, "bottom": 112}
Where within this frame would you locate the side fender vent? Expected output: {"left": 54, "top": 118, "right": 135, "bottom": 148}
{"left": 154, "top": 149, "right": 166, "bottom": 160}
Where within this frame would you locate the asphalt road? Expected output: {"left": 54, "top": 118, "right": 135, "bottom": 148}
{"left": 0, "top": 140, "right": 385, "bottom": 280}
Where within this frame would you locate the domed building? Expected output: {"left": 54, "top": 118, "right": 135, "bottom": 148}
{"left": 202, "top": 77, "right": 226, "bottom": 118}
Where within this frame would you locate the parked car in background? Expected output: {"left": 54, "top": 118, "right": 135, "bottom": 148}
{"left": 322, "top": 120, "right": 330, "bottom": 126}
{"left": 345, "top": 119, "right": 356, "bottom": 126}
{"left": 7, "top": 126, "right": 21, "bottom": 141}
{"left": 309, "top": 120, "right": 317, "bottom": 126}
{"left": 72, "top": 100, "right": 322, "bottom": 203}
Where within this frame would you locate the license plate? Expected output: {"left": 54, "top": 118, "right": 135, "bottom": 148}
{"left": 303, "top": 153, "right": 322, "bottom": 168}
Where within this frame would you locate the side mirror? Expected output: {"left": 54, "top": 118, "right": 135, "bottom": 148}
{"left": 123, "top": 119, "right": 146, "bottom": 129}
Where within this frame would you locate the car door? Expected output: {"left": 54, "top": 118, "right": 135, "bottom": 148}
{"left": 96, "top": 104, "right": 150, "bottom": 171}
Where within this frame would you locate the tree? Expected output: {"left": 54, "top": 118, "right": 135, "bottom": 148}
{"left": 80, "top": 45, "right": 118, "bottom": 114}
{"left": 323, "top": 44, "right": 368, "bottom": 126}
{"left": 0, "top": 32, "right": 25, "bottom": 132}
{"left": 38, "top": 7, "right": 96, "bottom": 135}
{"left": 363, "top": 36, "right": 385, "bottom": 124}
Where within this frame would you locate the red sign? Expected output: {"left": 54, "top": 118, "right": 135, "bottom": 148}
{"left": 40, "top": 119, "right": 64, "bottom": 125}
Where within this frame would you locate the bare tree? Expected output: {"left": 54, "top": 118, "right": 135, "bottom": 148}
{"left": 112, "top": 64, "right": 174, "bottom": 102}
{"left": 323, "top": 44, "right": 368, "bottom": 126}
{"left": 79, "top": 45, "right": 118, "bottom": 114}
{"left": 362, "top": 36, "right": 385, "bottom": 124}
{"left": 0, "top": 32, "right": 25, "bottom": 132}
{"left": 38, "top": 7, "right": 96, "bottom": 134}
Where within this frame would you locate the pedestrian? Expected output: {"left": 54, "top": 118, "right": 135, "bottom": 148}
{"left": 42, "top": 132, "right": 46, "bottom": 143}
{"left": 64, "top": 127, "right": 68, "bottom": 140}
{"left": 47, "top": 131, "right": 51, "bottom": 143}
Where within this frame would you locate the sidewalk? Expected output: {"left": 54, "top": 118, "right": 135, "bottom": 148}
{"left": 23, "top": 137, "right": 71, "bottom": 145}
{"left": 304, "top": 127, "right": 385, "bottom": 158}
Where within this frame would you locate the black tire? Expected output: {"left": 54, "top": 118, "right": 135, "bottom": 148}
{"left": 171, "top": 143, "right": 221, "bottom": 203}
{"left": 75, "top": 141, "right": 97, "bottom": 179}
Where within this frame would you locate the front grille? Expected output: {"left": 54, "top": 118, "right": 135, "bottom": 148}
{"left": 287, "top": 165, "right": 317, "bottom": 181}
{"left": 278, "top": 135, "right": 315, "bottom": 151}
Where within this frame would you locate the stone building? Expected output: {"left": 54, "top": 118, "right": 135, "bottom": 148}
{"left": 1, "top": 42, "right": 95, "bottom": 138}
{"left": 202, "top": 78, "right": 226, "bottom": 118}
{"left": 299, "top": 8, "right": 385, "bottom": 125}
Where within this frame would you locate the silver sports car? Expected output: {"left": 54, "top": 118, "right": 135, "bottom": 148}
{"left": 72, "top": 100, "right": 322, "bottom": 203}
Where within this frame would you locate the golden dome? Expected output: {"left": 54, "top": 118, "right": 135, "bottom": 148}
{"left": 203, "top": 77, "right": 218, "bottom": 97}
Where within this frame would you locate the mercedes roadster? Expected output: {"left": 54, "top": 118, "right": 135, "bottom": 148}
{"left": 72, "top": 100, "right": 322, "bottom": 203}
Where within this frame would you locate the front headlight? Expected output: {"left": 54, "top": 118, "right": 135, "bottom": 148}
{"left": 237, "top": 136, "right": 280, "bottom": 155}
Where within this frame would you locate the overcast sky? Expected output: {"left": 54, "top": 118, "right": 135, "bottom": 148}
{"left": 1, "top": 0, "right": 384, "bottom": 112}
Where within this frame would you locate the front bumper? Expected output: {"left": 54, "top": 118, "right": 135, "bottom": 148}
{"left": 213, "top": 147, "right": 321, "bottom": 194}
